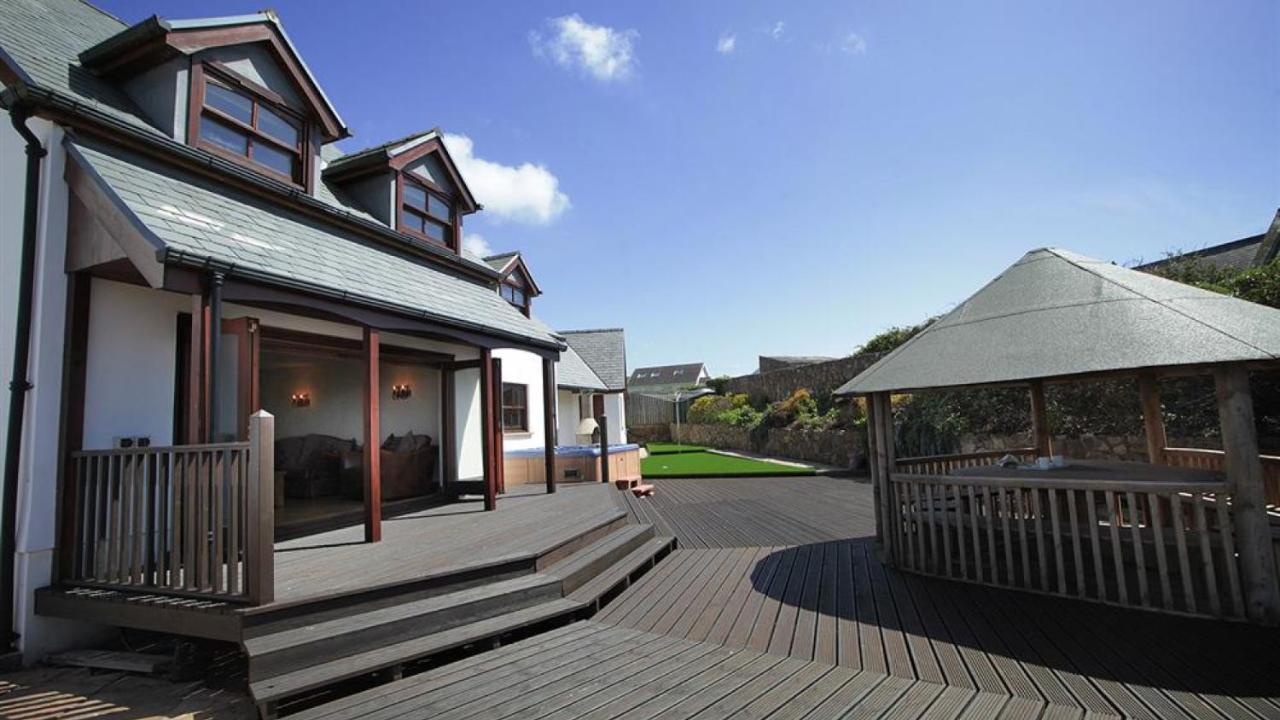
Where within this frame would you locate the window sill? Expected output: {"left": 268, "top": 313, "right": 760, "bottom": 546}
{"left": 503, "top": 431, "right": 533, "bottom": 438}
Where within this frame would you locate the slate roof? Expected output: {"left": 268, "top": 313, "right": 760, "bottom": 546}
{"left": 837, "top": 248, "right": 1280, "bottom": 396}
{"left": 562, "top": 330, "right": 628, "bottom": 391}
{"left": 556, "top": 345, "right": 608, "bottom": 392}
{"left": 0, "top": 0, "right": 497, "bottom": 278}
{"left": 629, "top": 363, "right": 706, "bottom": 389}
{"left": 68, "top": 138, "right": 560, "bottom": 348}
{"left": 484, "top": 252, "right": 520, "bottom": 273}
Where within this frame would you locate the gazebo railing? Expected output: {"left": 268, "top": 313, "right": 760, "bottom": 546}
{"left": 896, "top": 448, "right": 1037, "bottom": 476}
{"left": 1163, "top": 448, "right": 1280, "bottom": 506}
{"left": 887, "top": 471, "right": 1247, "bottom": 620}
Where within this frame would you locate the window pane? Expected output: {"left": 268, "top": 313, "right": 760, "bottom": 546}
{"left": 400, "top": 210, "right": 425, "bottom": 234}
{"left": 427, "top": 193, "right": 450, "bottom": 220}
{"left": 503, "top": 410, "right": 525, "bottom": 429}
{"left": 253, "top": 141, "right": 295, "bottom": 177}
{"left": 258, "top": 106, "right": 299, "bottom": 147}
{"left": 205, "top": 82, "right": 253, "bottom": 124}
{"left": 200, "top": 116, "right": 249, "bottom": 155}
{"left": 511, "top": 288, "right": 525, "bottom": 306}
{"left": 424, "top": 219, "right": 448, "bottom": 243}
{"left": 403, "top": 183, "right": 427, "bottom": 211}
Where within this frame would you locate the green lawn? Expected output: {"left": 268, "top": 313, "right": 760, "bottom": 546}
{"left": 643, "top": 442, "right": 707, "bottom": 455}
{"left": 641, "top": 449, "right": 814, "bottom": 478}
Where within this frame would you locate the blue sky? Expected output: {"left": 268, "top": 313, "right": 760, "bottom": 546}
{"left": 98, "top": 0, "right": 1278, "bottom": 376}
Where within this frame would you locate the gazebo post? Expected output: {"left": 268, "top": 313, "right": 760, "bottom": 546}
{"left": 1029, "top": 380, "right": 1052, "bottom": 458}
{"left": 1138, "top": 372, "right": 1167, "bottom": 465}
{"left": 1215, "top": 365, "right": 1279, "bottom": 623}
{"left": 874, "top": 393, "right": 897, "bottom": 564}
{"left": 865, "top": 394, "right": 883, "bottom": 556}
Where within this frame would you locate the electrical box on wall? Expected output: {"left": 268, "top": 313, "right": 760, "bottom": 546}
{"left": 112, "top": 436, "right": 151, "bottom": 449}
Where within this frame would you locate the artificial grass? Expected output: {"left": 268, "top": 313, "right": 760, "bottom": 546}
{"left": 641, "top": 450, "right": 814, "bottom": 478}
{"left": 644, "top": 442, "right": 707, "bottom": 455}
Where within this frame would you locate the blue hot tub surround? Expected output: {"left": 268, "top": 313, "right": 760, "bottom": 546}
{"left": 505, "top": 443, "right": 640, "bottom": 459}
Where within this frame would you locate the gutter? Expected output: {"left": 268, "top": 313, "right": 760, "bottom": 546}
{"left": 6, "top": 84, "right": 500, "bottom": 284}
{"left": 1, "top": 102, "right": 48, "bottom": 653}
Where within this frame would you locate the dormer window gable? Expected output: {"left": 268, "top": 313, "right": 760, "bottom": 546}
{"left": 323, "top": 132, "right": 481, "bottom": 255}
{"left": 485, "top": 252, "right": 542, "bottom": 317}
{"left": 79, "top": 13, "right": 349, "bottom": 191}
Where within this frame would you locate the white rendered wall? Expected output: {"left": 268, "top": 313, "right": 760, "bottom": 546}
{"left": 492, "top": 348, "right": 547, "bottom": 452}
{"left": 556, "top": 389, "right": 580, "bottom": 446}
{"left": 81, "top": 280, "right": 184, "bottom": 449}
{"left": 603, "top": 393, "right": 627, "bottom": 444}
{"left": 4, "top": 119, "right": 115, "bottom": 662}
{"left": 454, "top": 368, "right": 483, "bottom": 479}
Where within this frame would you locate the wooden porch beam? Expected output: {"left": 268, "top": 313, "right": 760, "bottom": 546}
{"left": 542, "top": 358, "right": 557, "bottom": 494}
{"left": 492, "top": 357, "right": 505, "bottom": 496}
{"left": 1215, "top": 366, "right": 1279, "bottom": 623}
{"left": 363, "top": 327, "right": 382, "bottom": 542}
{"left": 1029, "top": 380, "right": 1052, "bottom": 458}
{"left": 479, "top": 348, "right": 496, "bottom": 512}
{"left": 1138, "top": 372, "right": 1167, "bottom": 465}
{"left": 441, "top": 368, "right": 456, "bottom": 491}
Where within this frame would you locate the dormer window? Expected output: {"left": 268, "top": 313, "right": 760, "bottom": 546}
{"left": 501, "top": 283, "right": 528, "bottom": 311}
{"left": 190, "top": 63, "right": 309, "bottom": 187}
{"left": 399, "top": 177, "right": 455, "bottom": 248}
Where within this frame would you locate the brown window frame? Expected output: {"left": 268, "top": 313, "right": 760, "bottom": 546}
{"left": 188, "top": 62, "right": 311, "bottom": 190}
{"left": 397, "top": 174, "right": 457, "bottom": 250}
{"left": 501, "top": 382, "right": 529, "bottom": 433}
{"left": 500, "top": 281, "right": 530, "bottom": 316}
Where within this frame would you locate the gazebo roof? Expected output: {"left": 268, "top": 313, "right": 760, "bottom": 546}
{"left": 836, "top": 247, "right": 1280, "bottom": 396}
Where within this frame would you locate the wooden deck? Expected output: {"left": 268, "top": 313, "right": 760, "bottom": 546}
{"left": 307, "top": 476, "right": 1280, "bottom": 719}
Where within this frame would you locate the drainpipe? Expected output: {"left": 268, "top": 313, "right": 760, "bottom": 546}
{"left": 207, "top": 271, "right": 224, "bottom": 442}
{"left": 1, "top": 104, "right": 48, "bottom": 651}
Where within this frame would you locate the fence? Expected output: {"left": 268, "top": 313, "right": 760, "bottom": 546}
{"left": 626, "top": 393, "right": 687, "bottom": 426}
{"left": 65, "top": 412, "right": 275, "bottom": 604}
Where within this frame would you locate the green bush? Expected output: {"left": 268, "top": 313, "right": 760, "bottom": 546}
{"left": 762, "top": 388, "right": 819, "bottom": 428}
{"left": 687, "top": 393, "right": 763, "bottom": 429}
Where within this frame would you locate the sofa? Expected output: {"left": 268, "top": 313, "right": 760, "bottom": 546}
{"left": 339, "top": 432, "right": 438, "bottom": 502}
{"left": 275, "top": 434, "right": 359, "bottom": 499}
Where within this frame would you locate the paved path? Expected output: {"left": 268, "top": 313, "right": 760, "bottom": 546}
{"left": 294, "top": 476, "right": 1280, "bottom": 719}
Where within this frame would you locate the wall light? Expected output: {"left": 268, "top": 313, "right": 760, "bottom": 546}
{"left": 290, "top": 392, "right": 311, "bottom": 407}
{"left": 392, "top": 384, "right": 412, "bottom": 400}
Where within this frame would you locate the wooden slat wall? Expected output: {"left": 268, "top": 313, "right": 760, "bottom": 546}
{"left": 886, "top": 470, "right": 1250, "bottom": 620}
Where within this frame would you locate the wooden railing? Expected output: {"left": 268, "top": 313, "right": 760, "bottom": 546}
{"left": 1164, "top": 448, "right": 1280, "bottom": 506}
{"left": 887, "top": 471, "right": 1247, "bottom": 620}
{"left": 65, "top": 412, "right": 275, "bottom": 604}
{"left": 896, "top": 448, "right": 1038, "bottom": 476}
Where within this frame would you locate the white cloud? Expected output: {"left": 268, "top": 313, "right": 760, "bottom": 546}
{"left": 716, "top": 33, "right": 736, "bottom": 54}
{"left": 769, "top": 21, "right": 786, "bottom": 40}
{"left": 841, "top": 32, "right": 867, "bottom": 55}
{"left": 462, "top": 233, "right": 493, "bottom": 257}
{"left": 443, "top": 133, "right": 571, "bottom": 225}
{"left": 531, "top": 15, "right": 638, "bottom": 82}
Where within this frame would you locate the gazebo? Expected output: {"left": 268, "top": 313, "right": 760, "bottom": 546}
{"left": 836, "top": 248, "right": 1280, "bottom": 624}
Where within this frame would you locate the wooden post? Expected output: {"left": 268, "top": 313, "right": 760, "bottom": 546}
{"left": 599, "top": 415, "right": 610, "bottom": 486}
{"left": 363, "top": 327, "right": 382, "bottom": 542}
{"left": 492, "top": 357, "right": 505, "bottom": 495}
{"left": 1138, "top": 373, "right": 1167, "bottom": 465}
{"left": 479, "top": 348, "right": 496, "bottom": 511}
{"left": 873, "top": 393, "right": 897, "bottom": 564}
{"left": 866, "top": 394, "right": 884, "bottom": 555}
{"left": 207, "top": 272, "right": 223, "bottom": 442}
{"left": 1215, "top": 366, "right": 1279, "bottom": 623}
{"left": 542, "top": 358, "right": 557, "bottom": 494}
{"left": 188, "top": 293, "right": 208, "bottom": 444}
{"left": 440, "top": 369, "right": 455, "bottom": 492}
{"left": 1029, "top": 380, "right": 1052, "bottom": 458}
{"left": 246, "top": 410, "right": 275, "bottom": 605}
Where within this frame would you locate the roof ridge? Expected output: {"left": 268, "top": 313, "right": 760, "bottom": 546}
{"left": 1044, "top": 248, "right": 1276, "bottom": 359}
{"left": 561, "top": 328, "right": 623, "bottom": 334}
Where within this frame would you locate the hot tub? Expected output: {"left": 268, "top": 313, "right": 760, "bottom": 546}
{"left": 503, "top": 443, "right": 641, "bottom": 485}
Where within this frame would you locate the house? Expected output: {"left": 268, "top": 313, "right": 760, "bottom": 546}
{"left": 1136, "top": 208, "right": 1280, "bottom": 272}
{"left": 0, "top": 0, "right": 644, "bottom": 669}
{"left": 627, "top": 362, "right": 709, "bottom": 396}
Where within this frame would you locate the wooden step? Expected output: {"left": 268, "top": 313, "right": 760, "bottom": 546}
{"left": 632, "top": 483, "right": 655, "bottom": 497}
{"left": 544, "top": 524, "right": 655, "bottom": 595}
{"left": 249, "top": 598, "right": 583, "bottom": 705}
{"left": 244, "top": 573, "right": 561, "bottom": 682}
{"left": 568, "top": 536, "right": 676, "bottom": 607}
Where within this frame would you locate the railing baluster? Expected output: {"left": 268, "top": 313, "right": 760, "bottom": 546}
{"left": 1214, "top": 495, "right": 1244, "bottom": 618}
{"left": 1126, "top": 492, "right": 1149, "bottom": 607}
{"left": 1192, "top": 495, "right": 1221, "bottom": 617}
{"left": 1048, "top": 489, "right": 1066, "bottom": 595}
{"left": 1066, "top": 490, "right": 1085, "bottom": 598}
{"left": 1031, "top": 489, "right": 1049, "bottom": 591}
{"left": 1148, "top": 493, "right": 1173, "bottom": 609}
{"left": 968, "top": 485, "right": 983, "bottom": 583}
{"left": 955, "top": 485, "right": 968, "bottom": 580}
{"left": 1086, "top": 490, "right": 1105, "bottom": 602}
{"left": 983, "top": 486, "right": 998, "bottom": 585}
{"left": 1105, "top": 490, "right": 1128, "bottom": 605}
{"left": 212, "top": 449, "right": 225, "bottom": 593}
{"left": 999, "top": 488, "right": 1014, "bottom": 587}
{"left": 1169, "top": 494, "right": 1196, "bottom": 614}
{"left": 1015, "top": 490, "right": 1031, "bottom": 588}
{"left": 939, "top": 484, "right": 953, "bottom": 577}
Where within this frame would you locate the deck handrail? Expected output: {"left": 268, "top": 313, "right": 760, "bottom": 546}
{"left": 895, "top": 448, "right": 1038, "bottom": 476}
{"left": 1164, "top": 447, "right": 1280, "bottom": 505}
{"left": 65, "top": 412, "right": 275, "bottom": 604}
{"left": 886, "top": 467, "right": 1248, "bottom": 620}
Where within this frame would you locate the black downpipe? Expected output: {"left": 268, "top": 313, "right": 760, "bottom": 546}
{"left": 2, "top": 104, "right": 48, "bottom": 650}
{"left": 207, "top": 272, "right": 224, "bottom": 443}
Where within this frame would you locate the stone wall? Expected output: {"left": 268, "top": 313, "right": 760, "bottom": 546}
{"left": 723, "top": 352, "right": 887, "bottom": 403}
{"left": 670, "top": 423, "right": 866, "bottom": 470}
{"left": 956, "top": 432, "right": 1231, "bottom": 462}
{"left": 627, "top": 423, "right": 671, "bottom": 445}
